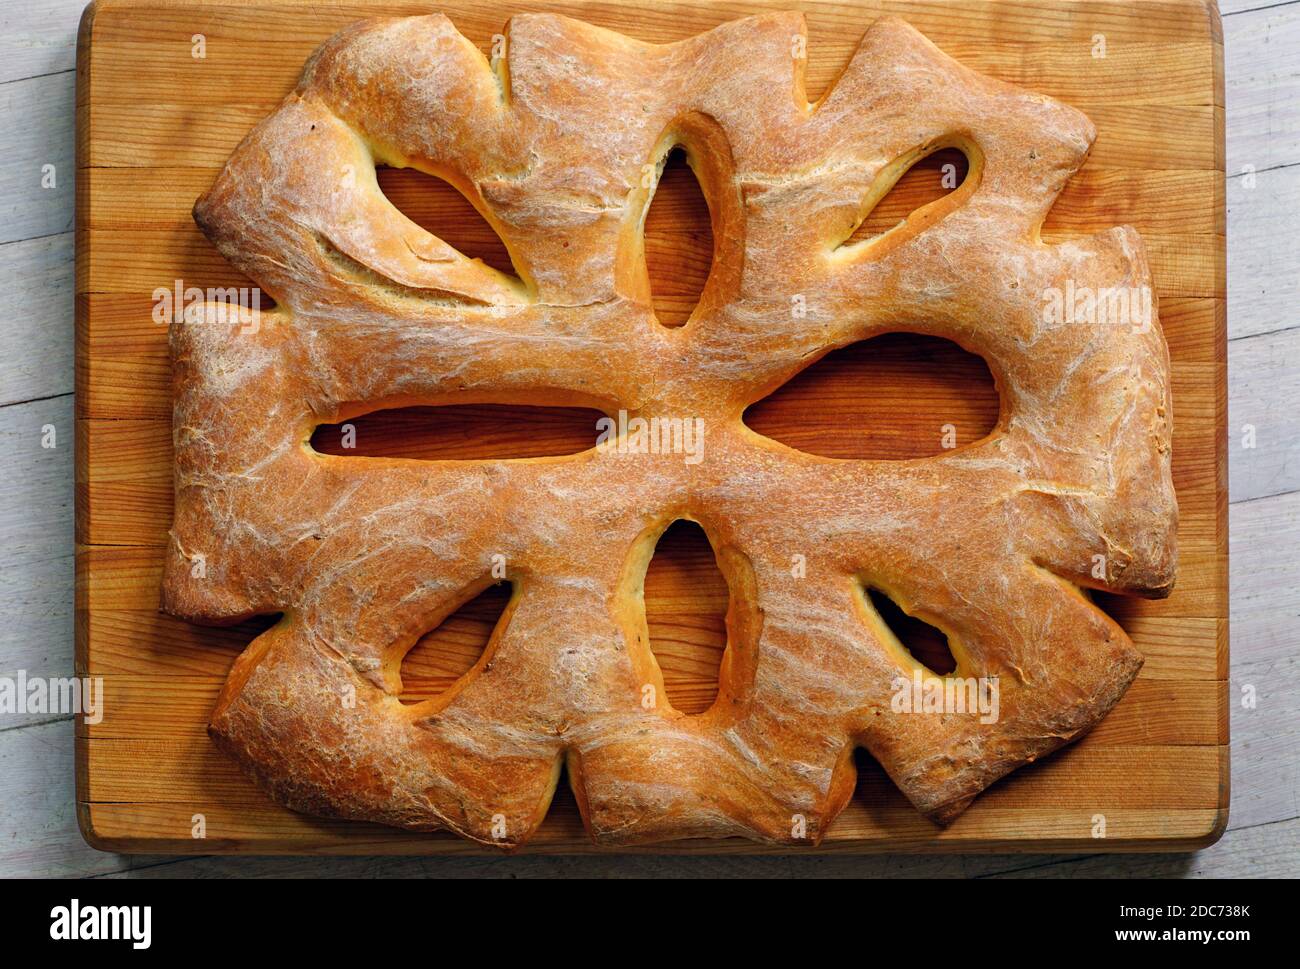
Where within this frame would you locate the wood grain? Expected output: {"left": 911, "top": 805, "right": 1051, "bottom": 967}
{"left": 74, "top": 0, "right": 1228, "bottom": 854}
{"left": 0, "top": 0, "right": 85, "bottom": 79}
{"left": 0, "top": 233, "right": 74, "bottom": 408}
{"left": 1225, "top": 3, "right": 1300, "bottom": 175}
{"left": 0, "top": 72, "right": 74, "bottom": 245}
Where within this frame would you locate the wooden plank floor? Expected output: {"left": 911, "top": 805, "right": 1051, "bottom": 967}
{"left": 1, "top": 0, "right": 1295, "bottom": 874}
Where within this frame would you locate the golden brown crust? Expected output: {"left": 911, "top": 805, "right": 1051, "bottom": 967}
{"left": 164, "top": 12, "right": 1176, "bottom": 848}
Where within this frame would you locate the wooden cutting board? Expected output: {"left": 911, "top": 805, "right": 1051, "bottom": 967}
{"left": 75, "top": 0, "right": 1227, "bottom": 854}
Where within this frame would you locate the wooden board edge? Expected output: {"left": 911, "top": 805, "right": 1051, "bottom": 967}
{"left": 74, "top": 0, "right": 95, "bottom": 420}
{"left": 74, "top": 0, "right": 94, "bottom": 811}
{"left": 76, "top": 775, "right": 1231, "bottom": 856}
{"left": 1200, "top": 0, "right": 1228, "bottom": 844}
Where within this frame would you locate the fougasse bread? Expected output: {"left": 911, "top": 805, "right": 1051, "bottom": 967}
{"left": 162, "top": 11, "right": 1177, "bottom": 849}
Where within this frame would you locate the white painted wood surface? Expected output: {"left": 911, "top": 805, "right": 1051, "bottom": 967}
{"left": 1, "top": 0, "right": 1296, "bottom": 878}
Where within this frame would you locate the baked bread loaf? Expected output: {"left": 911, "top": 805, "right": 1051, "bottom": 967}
{"left": 163, "top": 11, "right": 1177, "bottom": 848}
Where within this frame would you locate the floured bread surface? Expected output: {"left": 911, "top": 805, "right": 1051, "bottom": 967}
{"left": 163, "top": 11, "right": 1177, "bottom": 848}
